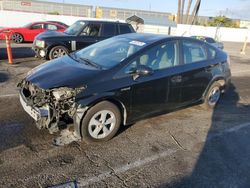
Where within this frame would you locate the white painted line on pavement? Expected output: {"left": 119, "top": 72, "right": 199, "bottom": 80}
{"left": 0, "top": 93, "right": 18, "bottom": 98}
{"left": 77, "top": 149, "right": 176, "bottom": 187}
{"left": 78, "top": 121, "right": 250, "bottom": 186}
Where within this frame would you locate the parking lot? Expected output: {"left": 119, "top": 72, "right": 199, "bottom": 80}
{"left": 0, "top": 41, "right": 250, "bottom": 187}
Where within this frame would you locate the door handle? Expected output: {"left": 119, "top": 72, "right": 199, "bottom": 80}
{"left": 171, "top": 75, "right": 182, "bottom": 83}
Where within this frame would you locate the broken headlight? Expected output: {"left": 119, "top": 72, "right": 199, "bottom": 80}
{"left": 52, "top": 87, "right": 85, "bottom": 101}
{"left": 36, "top": 40, "right": 45, "bottom": 48}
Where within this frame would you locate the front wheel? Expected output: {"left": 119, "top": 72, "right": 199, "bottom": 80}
{"left": 49, "top": 46, "right": 68, "bottom": 60}
{"left": 203, "top": 82, "right": 221, "bottom": 109}
{"left": 81, "top": 101, "right": 121, "bottom": 143}
{"left": 12, "top": 33, "right": 23, "bottom": 43}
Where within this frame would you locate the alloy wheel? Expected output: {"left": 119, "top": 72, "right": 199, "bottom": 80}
{"left": 88, "top": 110, "right": 116, "bottom": 139}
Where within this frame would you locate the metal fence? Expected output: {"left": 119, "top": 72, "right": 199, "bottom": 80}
{"left": 0, "top": 0, "right": 93, "bottom": 17}
{"left": 96, "top": 6, "right": 171, "bottom": 21}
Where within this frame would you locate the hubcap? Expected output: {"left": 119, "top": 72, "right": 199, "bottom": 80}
{"left": 12, "top": 34, "right": 22, "bottom": 43}
{"left": 52, "top": 48, "right": 67, "bottom": 58}
{"left": 208, "top": 87, "right": 220, "bottom": 106}
{"left": 88, "top": 110, "right": 116, "bottom": 139}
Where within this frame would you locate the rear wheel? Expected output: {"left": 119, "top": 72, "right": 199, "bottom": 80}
{"left": 49, "top": 46, "right": 68, "bottom": 60}
{"left": 12, "top": 33, "right": 23, "bottom": 43}
{"left": 203, "top": 82, "right": 221, "bottom": 109}
{"left": 81, "top": 101, "right": 121, "bottom": 143}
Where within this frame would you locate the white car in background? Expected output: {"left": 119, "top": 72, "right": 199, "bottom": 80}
{"left": 191, "top": 36, "right": 224, "bottom": 50}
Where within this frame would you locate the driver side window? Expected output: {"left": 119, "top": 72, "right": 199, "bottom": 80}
{"left": 80, "top": 24, "right": 101, "bottom": 36}
{"left": 123, "top": 41, "right": 179, "bottom": 74}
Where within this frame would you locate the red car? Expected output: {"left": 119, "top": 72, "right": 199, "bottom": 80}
{"left": 0, "top": 21, "right": 67, "bottom": 43}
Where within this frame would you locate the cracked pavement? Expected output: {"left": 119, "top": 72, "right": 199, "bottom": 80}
{"left": 0, "top": 41, "right": 250, "bottom": 187}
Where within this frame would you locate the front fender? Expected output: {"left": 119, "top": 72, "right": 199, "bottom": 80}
{"left": 73, "top": 92, "right": 128, "bottom": 138}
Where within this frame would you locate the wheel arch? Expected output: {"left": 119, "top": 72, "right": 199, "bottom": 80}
{"left": 46, "top": 43, "right": 69, "bottom": 59}
{"left": 202, "top": 76, "right": 226, "bottom": 100}
{"left": 12, "top": 32, "right": 24, "bottom": 42}
{"left": 74, "top": 97, "right": 128, "bottom": 138}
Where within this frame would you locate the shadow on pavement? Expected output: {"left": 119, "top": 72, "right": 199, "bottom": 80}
{"left": 162, "top": 82, "right": 250, "bottom": 188}
{"left": 0, "top": 47, "right": 35, "bottom": 60}
{"left": 0, "top": 71, "right": 9, "bottom": 83}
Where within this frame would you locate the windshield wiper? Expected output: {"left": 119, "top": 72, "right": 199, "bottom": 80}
{"left": 79, "top": 57, "right": 102, "bottom": 69}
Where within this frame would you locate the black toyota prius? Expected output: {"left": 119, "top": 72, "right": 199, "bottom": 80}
{"left": 18, "top": 33, "right": 231, "bottom": 143}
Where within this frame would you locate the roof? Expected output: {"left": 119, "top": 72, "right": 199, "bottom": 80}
{"left": 115, "top": 33, "right": 173, "bottom": 44}
{"left": 126, "top": 15, "right": 177, "bottom": 27}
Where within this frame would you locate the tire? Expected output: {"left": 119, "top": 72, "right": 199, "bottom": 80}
{"left": 203, "top": 82, "right": 221, "bottom": 109}
{"left": 81, "top": 101, "right": 121, "bottom": 143}
{"left": 49, "top": 46, "right": 68, "bottom": 60}
{"left": 12, "top": 33, "right": 23, "bottom": 43}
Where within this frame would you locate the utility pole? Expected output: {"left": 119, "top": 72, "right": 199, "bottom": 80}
{"left": 190, "top": 0, "right": 201, "bottom": 25}
{"left": 185, "top": 0, "right": 193, "bottom": 24}
{"left": 180, "top": 0, "right": 185, "bottom": 24}
{"left": 177, "top": 0, "right": 181, "bottom": 24}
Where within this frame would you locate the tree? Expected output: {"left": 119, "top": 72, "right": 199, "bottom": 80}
{"left": 208, "top": 16, "right": 238, "bottom": 28}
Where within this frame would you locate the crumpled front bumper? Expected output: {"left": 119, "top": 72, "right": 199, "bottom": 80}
{"left": 32, "top": 45, "right": 47, "bottom": 59}
{"left": 19, "top": 90, "right": 49, "bottom": 122}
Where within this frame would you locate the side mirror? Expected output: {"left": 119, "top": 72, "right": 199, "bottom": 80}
{"left": 136, "top": 65, "right": 153, "bottom": 75}
{"left": 133, "top": 65, "right": 153, "bottom": 80}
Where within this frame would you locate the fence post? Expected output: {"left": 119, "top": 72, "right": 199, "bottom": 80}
{"left": 240, "top": 36, "right": 248, "bottom": 55}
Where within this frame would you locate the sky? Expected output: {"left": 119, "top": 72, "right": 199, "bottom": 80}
{"left": 41, "top": 0, "right": 250, "bottom": 20}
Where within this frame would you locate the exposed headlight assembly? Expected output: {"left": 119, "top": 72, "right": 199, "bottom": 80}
{"left": 52, "top": 87, "right": 85, "bottom": 101}
{"left": 36, "top": 40, "right": 45, "bottom": 48}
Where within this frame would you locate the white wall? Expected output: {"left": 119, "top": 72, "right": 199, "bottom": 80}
{"left": 0, "top": 10, "right": 249, "bottom": 42}
{"left": 172, "top": 24, "right": 250, "bottom": 42}
{"left": 0, "top": 10, "right": 87, "bottom": 27}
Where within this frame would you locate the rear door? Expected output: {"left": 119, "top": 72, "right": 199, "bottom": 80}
{"left": 178, "top": 39, "right": 214, "bottom": 106}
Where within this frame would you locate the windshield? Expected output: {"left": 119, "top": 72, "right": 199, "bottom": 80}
{"left": 64, "top": 21, "right": 85, "bottom": 35}
{"left": 75, "top": 37, "right": 146, "bottom": 69}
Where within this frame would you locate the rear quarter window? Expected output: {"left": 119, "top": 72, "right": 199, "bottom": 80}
{"left": 119, "top": 24, "right": 133, "bottom": 34}
{"left": 208, "top": 46, "right": 217, "bottom": 59}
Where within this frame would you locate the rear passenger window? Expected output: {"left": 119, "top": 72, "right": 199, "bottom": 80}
{"left": 46, "top": 24, "right": 57, "bottom": 30}
{"left": 183, "top": 41, "right": 207, "bottom": 64}
{"left": 101, "top": 24, "right": 116, "bottom": 37}
{"left": 119, "top": 24, "right": 132, "bottom": 34}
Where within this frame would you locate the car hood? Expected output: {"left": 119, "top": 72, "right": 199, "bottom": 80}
{"left": 36, "top": 30, "right": 69, "bottom": 40}
{"left": 26, "top": 55, "right": 101, "bottom": 89}
{"left": 0, "top": 27, "right": 22, "bottom": 33}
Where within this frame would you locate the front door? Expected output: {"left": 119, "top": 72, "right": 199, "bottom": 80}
{"left": 76, "top": 23, "right": 102, "bottom": 50}
{"left": 128, "top": 41, "right": 180, "bottom": 121}
{"left": 27, "top": 23, "right": 45, "bottom": 41}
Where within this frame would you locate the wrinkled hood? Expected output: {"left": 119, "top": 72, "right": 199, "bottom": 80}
{"left": 36, "top": 30, "right": 69, "bottom": 40}
{"left": 26, "top": 55, "right": 101, "bottom": 89}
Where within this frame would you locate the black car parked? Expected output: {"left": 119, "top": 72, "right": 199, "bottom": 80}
{"left": 19, "top": 33, "right": 231, "bottom": 143}
{"left": 33, "top": 20, "right": 135, "bottom": 60}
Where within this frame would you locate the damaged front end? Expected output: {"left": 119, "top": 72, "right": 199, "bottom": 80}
{"left": 18, "top": 79, "right": 85, "bottom": 134}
